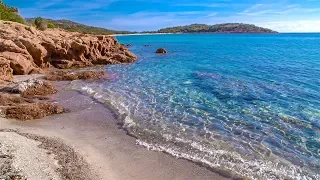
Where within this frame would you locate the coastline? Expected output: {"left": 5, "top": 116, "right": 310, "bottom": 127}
{"left": 112, "top": 32, "right": 279, "bottom": 36}
{"left": 1, "top": 19, "right": 315, "bottom": 179}
{"left": 1, "top": 80, "right": 229, "bottom": 180}
{"left": 112, "top": 33, "right": 175, "bottom": 36}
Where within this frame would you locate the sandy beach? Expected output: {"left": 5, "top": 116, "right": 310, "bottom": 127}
{"left": 0, "top": 81, "right": 229, "bottom": 180}
{"left": 1, "top": 1, "right": 319, "bottom": 179}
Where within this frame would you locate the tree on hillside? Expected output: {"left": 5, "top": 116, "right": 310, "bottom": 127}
{"left": 157, "top": 23, "right": 276, "bottom": 33}
{"left": 34, "top": 17, "right": 47, "bottom": 30}
{"left": 0, "top": 0, "right": 25, "bottom": 24}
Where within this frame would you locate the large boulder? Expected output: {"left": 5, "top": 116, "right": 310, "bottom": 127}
{"left": 112, "top": 53, "right": 136, "bottom": 63}
{"left": 0, "top": 39, "right": 29, "bottom": 55}
{"left": 0, "top": 52, "right": 37, "bottom": 75}
{"left": 18, "top": 38, "right": 48, "bottom": 67}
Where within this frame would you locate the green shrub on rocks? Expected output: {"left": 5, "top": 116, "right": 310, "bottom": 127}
{"left": 47, "top": 22, "right": 56, "bottom": 28}
{"left": 34, "top": 17, "right": 47, "bottom": 30}
{"left": 0, "top": 0, "right": 25, "bottom": 24}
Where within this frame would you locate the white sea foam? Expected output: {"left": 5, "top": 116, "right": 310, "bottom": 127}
{"left": 81, "top": 86, "right": 95, "bottom": 94}
{"left": 71, "top": 82, "right": 319, "bottom": 180}
{"left": 136, "top": 139, "right": 318, "bottom": 180}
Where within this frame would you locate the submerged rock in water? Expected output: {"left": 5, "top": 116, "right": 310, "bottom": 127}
{"left": 156, "top": 48, "right": 167, "bottom": 54}
{"left": 195, "top": 72, "right": 222, "bottom": 79}
{"left": 45, "top": 70, "right": 107, "bottom": 81}
{"left": 0, "top": 21, "right": 137, "bottom": 81}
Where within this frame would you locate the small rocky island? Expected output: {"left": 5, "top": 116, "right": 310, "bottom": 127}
{"left": 157, "top": 23, "right": 278, "bottom": 34}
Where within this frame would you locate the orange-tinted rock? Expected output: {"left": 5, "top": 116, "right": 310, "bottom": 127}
{"left": 124, "top": 50, "right": 137, "bottom": 59}
{"left": 51, "top": 59, "right": 74, "bottom": 69}
{"left": 45, "top": 70, "right": 107, "bottom": 81}
{"left": 0, "top": 39, "right": 29, "bottom": 55}
{"left": 112, "top": 53, "right": 136, "bottom": 63}
{"left": 21, "top": 81, "right": 58, "bottom": 97}
{"left": 0, "top": 52, "right": 37, "bottom": 75}
{"left": 0, "top": 21, "right": 137, "bottom": 81}
{"left": 0, "top": 93, "right": 33, "bottom": 106}
{"left": 4, "top": 102, "right": 64, "bottom": 121}
{"left": 18, "top": 37, "right": 48, "bottom": 66}
{"left": 93, "top": 57, "right": 112, "bottom": 65}
{"left": 77, "top": 71, "right": 107, "bottom": 80}
{"left": 0, "top": 57, "right": 13, "bottom": 81}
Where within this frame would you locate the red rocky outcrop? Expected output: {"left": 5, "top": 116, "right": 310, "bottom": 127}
{"left": 0, "top": 21, "right": 137, "bottom": 81}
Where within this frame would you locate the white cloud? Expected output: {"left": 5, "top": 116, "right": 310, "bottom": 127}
{"left": 16, "top": 0, "right": 320, "bottom": 32}
{"left": 257, "top": 20, "right": 320, "bottom": 32}
{"left": 239, "top": 3, "right": 320, "bottom": 16}
{"left": 175, "top": 3, "right": 228, "bottom": 7}
{"left": 206, "top": 13, "right": 218, "bottom": 17}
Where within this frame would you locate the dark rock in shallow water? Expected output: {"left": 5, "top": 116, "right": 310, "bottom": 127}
{"left": 156, "top": 48, "right": 167, "bottom": 54}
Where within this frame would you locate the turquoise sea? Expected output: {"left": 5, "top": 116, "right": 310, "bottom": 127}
{"left": 71, "top": 34, "right": 320, "bottom": 179}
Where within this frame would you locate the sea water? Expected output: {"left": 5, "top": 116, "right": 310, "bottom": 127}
{"left": 71, "top": 34, "right": 320, "bottom": 179}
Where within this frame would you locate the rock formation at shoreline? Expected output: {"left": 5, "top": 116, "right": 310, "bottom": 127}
{"left": 0, "top": 79, "right": 64, "bottom": 120}
{"left": 0, "top": 21, "right": 137, "bottom": 81}
{"left": 45, "top": 70, "right": 107, "bottom": 81}
{"left": 4, "top": 102, "right": 64, "bottom": 120}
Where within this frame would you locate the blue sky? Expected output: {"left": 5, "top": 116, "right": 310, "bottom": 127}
{"left": 4, "top": 0, "right": 320, "bottom": 32}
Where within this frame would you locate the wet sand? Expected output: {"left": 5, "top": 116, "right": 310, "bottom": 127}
{"left": 1, "top": 81, "right": 229, "bottom": 180}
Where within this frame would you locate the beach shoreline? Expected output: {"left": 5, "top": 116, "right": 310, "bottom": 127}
{"left": 0, "top": 80, "right": 229, "bottom": 180}
{"left": 112, "top": 33, "right": 175, "bottom": 36}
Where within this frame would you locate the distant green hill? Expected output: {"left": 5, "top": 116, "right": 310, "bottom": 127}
{"left": 0, "top": 0, "right": 25, "bottom": 24}
{"left": 0, "top": 1, "right": 277, "bottom": 35}
{"left": 25, "top": 18, "right": 134, "bottom": 35}
{"left": 157, "top": 23, "right": 277, "bottom": 34}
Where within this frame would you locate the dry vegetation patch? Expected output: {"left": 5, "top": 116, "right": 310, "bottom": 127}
{"left": 4, "top": 102, "right": 64, "bottom": 121}
{"left": 20, "top": 81, "right": 58, "bottom": 97}
{"left": 0, "top": 80, "right": 64, "bottom": 121}
{"left": 0, "top": 94, "right": 33, "bottom": 106}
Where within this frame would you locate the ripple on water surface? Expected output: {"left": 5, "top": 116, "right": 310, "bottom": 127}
{"left": 71, "top": 33, "right": 320, "bottom": 179}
